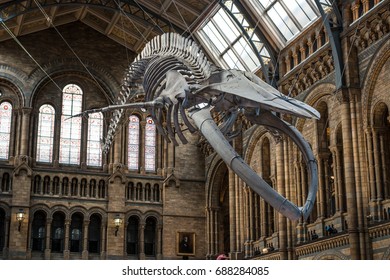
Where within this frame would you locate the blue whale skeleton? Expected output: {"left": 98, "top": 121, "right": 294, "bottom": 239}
{"left": 75, "top": 33, "right": 319, "bottom": 221}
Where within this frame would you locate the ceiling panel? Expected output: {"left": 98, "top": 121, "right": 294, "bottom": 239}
{"left": 0, "top": 0, "right": 217, "bottom": 53}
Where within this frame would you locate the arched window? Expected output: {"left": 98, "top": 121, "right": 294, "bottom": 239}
{"left": 62, "top": 177, "right": 69, "bottom": 196}
{"left": 128, "top": 115, "right": 140, "bottom": 170}
{"left": 59, "top": 84, "right": 83, "bottom": 165}
{"left": 36, "top": 104, "right": 55, "bottom": 163}
{"left": 98, "top": 180, "right": 106, "bottom": 198}
{"left": 88, "top": 214, "right": 101, "bottom": 254}
{"left": 126, "top": 216, "right": 139, "bottom": 255}
{"left": 87, "top": 112, "right": 103, "bottom": 167}
{"left": 80, "top": 178, "right": 87, "bottom": 197}
{"left": 1, "top": 172, "right": 11, "bottom": 192}
{"left": 32, "top": 211, "right": 46, "bottom": 252}
{"left": 53, "top": 176, "right": 60, "bottom": 195}
{"left": 33, "top": 175, "right": 42, "bottom": 194}
{"left": 0, "top": 101, "right": 12, "bottom": 159}
{"left": 71, "top": 178, "right": 78, "bottom": 196}
{"left": 144, "top": 217, "right": 156, "bottom": 256}
{"left": 70, "top": 213, "right": 83, "bottom": 252}
{"left": 145, "top": 117, "right": 156, "bottom": 172}
{"left": 126, "top": 182, "right": 134, "bottom": 200}
{"left": 43, "top": 176, "right": 50, "bottom": 194}
{"left": 89, "top": 179, "right": 96, "bottom": 198}
{"left": 51, "top": 212, "right": 65, "bottom": 253}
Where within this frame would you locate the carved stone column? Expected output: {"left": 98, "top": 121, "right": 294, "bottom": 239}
{"left": 100, "top": 223, "right": 106, "bottom": 259}
{"left": 307, "top": 38, "right": 313, "bottom": 56}
{"left": 63, "top": 219, "right": 71, "bottom": 260}
{"left": 365, "top": 128, "right": 377, "bottom": 204}
{"left": 332, "top": 147, "right": 342, "bottom": 212}
{"left": 44, "top": 219, "right": 52, "bottom": 260}
{"left": 82, "top": 220, "right": 89, "bottom": 259}
{"left": 156, "top": 224, "right": 162, "bottom": 259}
{"left": 19, "top": 108, "right": 32, "bottom": 157}
{"left": 379, "top": 134, "right": 388, "bottom": 199}
{"left": 276, "top": 140, "right": 287, "bottom": 259}
{"left": 351, "top": 2, "right": 360, "bottom": 22}
{"left": 361, "top": 0, "right": 369, "bottom": 13}
{"left": 317, "top": 157, "right": 325, "bottom": 218}
{"left": 205, "top": 207, "right": 211, "bottom": 259}
{"left": 139, "top": 223, "right": 145, "bottom": 260}
{"left": 236, "top": 177, "right": 243, "bottom": 254}
{"left": 340, "top": 97, "right": 360, "bottom": 259}
{"left": 300, "top": 45, "right": 306, "bottom": 62}
{"left": 372, "top": 129, "right": 383, "bottom": 202}
{"left": 292, "top": 50, "right": 298, "bottom": 68}
{"left": 284, "top": 55, "right": 290, "bottom": 73}
{"left": 214, "top": 208, "right": 219, "bottom": 256}
{"left": 228, "top": 169, "right": 237, "bottom": 257}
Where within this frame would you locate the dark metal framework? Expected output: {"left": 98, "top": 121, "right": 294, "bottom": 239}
{"left": 314, "top": 0, "right": 344, "bottom": 89}
{"left": 219, "top": 0, "right": 278, "bottom": 86}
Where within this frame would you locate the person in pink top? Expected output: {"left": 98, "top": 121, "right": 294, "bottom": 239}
{"left": 216, "top": 253, "right": 229, "bottom": 260}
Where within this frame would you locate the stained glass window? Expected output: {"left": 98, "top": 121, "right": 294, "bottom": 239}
{"left": 36, "top": 104, "right": 55, "bottom": 163}
{"left": 128, "top": 115, "right": 140, "bottom": 170}
{"left": 59, "top": 84, "right": 82, "bottom": 165}
{"left": 87, "top": 112, "right": 103, "bottom": 167}
{"left": 0, "top": 101, "right": 12, "bottom": 159}
{"left": 145, "top": 117, "right": 156, "bottom": 172}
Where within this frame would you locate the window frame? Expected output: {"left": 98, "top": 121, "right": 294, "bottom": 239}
{"left": 127, "top": 114, "right": 141, "bottom": 171}
{"left": 0, "top": 101, "right": 13, "bottom": 160}
{"left": 197, "top": 2, "right": 271, "bottom": 73}
{"left": 247, "top": 0, "right": 321, "bottom": 43}
{"left": 59, "top": 83, "right": 83, "bottom": 166}
{"left": 86, "top": 111, "right": 104, "bottom": 167}
{"left": 36, "top": 104, "right": 56, "bottom": 163}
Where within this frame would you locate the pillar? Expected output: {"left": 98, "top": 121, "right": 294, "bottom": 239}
{"left": 44, "top": 220, "right": 52, "bottom": 260}
{"left": 276, "top": 140, "right": 287, "bottom": 259}
{"left": 340, "top": 97, "right": 360, "bottom": 259}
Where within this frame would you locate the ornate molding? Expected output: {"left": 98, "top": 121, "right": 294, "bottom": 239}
{"left": 312, "top": 249, "right": 349, "bottom": 260}
{"left": 295, "top": 233, "right": 350, "bottom": 257}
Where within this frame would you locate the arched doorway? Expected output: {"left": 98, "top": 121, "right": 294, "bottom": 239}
{"left": 205, "top": 160, "right": 230, "bottom": 259}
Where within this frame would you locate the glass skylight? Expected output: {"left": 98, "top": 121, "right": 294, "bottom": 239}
{"left": 197, "top": 1, "right": 270, "bottom": 72}
{"left": 249, "top": 0, "right": 322, "bottom": 42}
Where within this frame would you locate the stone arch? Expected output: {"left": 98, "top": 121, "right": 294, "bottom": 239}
{"left": 205, "top": 157, "right": 228, "bottom": 208}
{"left": 144, "top": 211, "right": 162, "bottom": 226}
{"left": 313, "top": 249, "right": 349, "bottom": 260}
{"left": 30, "top": 204, "right": 50, "bottom": 217}
{"left": 0, "top": 81, "right": 25, "bottom": 109}
{"left": 69, "top": 206, "right": 88, "bottom": 219}
{"left": 243, "top": 125, "right": 275, "bottom": 164}
{"left": 204, "top": 154, "right": 230, "bottom": 257}
{"left": 87, "top": 207, "right": 107, "bottom": 224}
{"left": 125, "top": 210, "right": 143, "bottom": 223}
{"left": 28, "top": 58, "right": 120, "bottom": 107}
{"left": 0, "top": 64, "right": 27, "bottom": 107}
{"left": 362, "top": 37, "right": 390, "bottom": 128}
{"left": 49, "top": 205, "right": 69, "bottom": 219}
{"left": 371, "top": 101, "right": 389, "bottom": 127}
{"left": 0, "top": 202, "right": 10, "bottom": 217}
{"left": 296, "top": 82, "right": 335, "bottom": 131}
